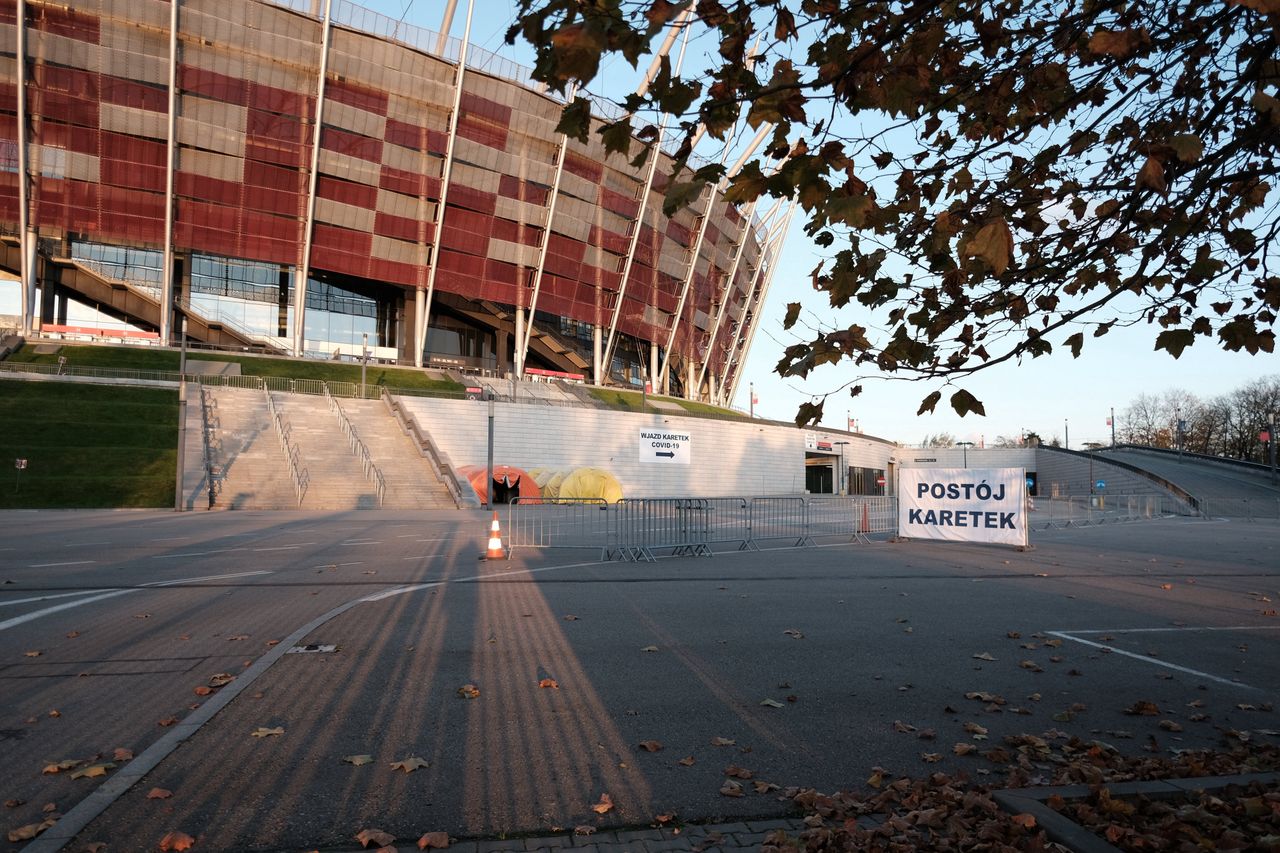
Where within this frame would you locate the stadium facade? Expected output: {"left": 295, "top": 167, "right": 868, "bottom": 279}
{"left": 0, "top": 0, "right": 790, "bottom": 403}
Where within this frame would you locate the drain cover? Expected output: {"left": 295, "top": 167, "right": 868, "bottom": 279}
{"left": 286, "top": 643, "right": 338, "bottom": 654}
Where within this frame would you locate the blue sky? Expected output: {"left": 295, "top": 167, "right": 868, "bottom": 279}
{"left": 361, "top": 1, "right": 1279, "bottom": 445}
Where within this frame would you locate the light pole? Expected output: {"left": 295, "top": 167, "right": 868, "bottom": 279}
{"left": 360, "top": 332, "right": 369, "bottom": 397}
{"left": 1270, "top": 411, "right": 1278, "bottom": 485}
{"left": 834, "top": 440, "right": 849, "bottom": 495}
{"left": 956, "top": 440, "right": 974, "bottom": 468}
{"left": 1064, "top": 419, "right": 1069, "bottom": 451}
{"left": 749, "top": 382, "right": 754, "bottom": 418}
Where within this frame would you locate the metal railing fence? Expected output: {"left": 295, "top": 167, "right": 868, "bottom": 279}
{"left": 264, "top": 389, "right": 308, "bottom": 507}
{"left": 323, "top": 385, "right": 385, "bottom": 506}
{"left": 1027, "top": 495, "right": 1193, "bottom": 529}
{"left": 506, "top": 495, "right": 904, "bottom": 562}
{"left": 1194, "top": 497, "right": 1280, "bottom": 521}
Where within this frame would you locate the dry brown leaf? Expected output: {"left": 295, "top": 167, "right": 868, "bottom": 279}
{"left": 227, "top": 634, "right": 249, "bottom": 641}
{"left": 193, "top": 686, "right": 212, "bottom": 696}
{"left": 573, "top": 826, "right": 595, "bottom": 836}
{"left": 355, "top": 828, "right": 395, "bottom": 848}
{"left": 753, "top": 780, "right": 779, "bottom": 793}
{"left": 7, "top": 822, "right": 50, "bottom": 842}
{"left": 342, "top": 754, "right": 373, "bottom": 766}
{"left": 678, "top": 756, "right": 695, "bottom": 766}
{"left": 724, "top": 765, "right": 753, "bottom": 779}
{"left": 158, "top": 830, "right": 196, "bottom": 851}
{"left": 637, "top": 740, "right": 663, "bottom": 752}
{"left": 866, "top": 768, "right": 884, "bottom": 788}
{"left": 1159, "top": 719, "right": 1183, "bottom": 732}
{"left": 42, "top": 759, "right": 81, "bottom": 774}
{"left": 250, "top": 727, "right": 284, "bottom": 738}
{"left": 783, "top": 628, "right": 804, "bottom": 639}
{"left": 953, "top": 742, "right": 977, "bottom": 755}
{"left": 893, "top": 720, "right": 917, "bottom": 733}
{"left": 538, "top": 678, "right": 559, "bottom": 689}
{"left": 719, "top": 780, "right": 744, "bottom": 797}
{"left": 654, "top": 812, "right": 674, "bottom": 824}
{"left": 457, "top": 684, "right": 480, "bottom": 699}
{"left": 1125, "top": 700, "right": 1160, "bottom": 716}
{"left": 389, "top": 757, "right": 428, "bottom": 773}
{"left": 1137, "top": 157, "right": 1167, "bottom": 194}
{"left": 70, "top": 762, "right": 115, "bottom": 779}
{"left": 418, "top": 831, "right": 450, "bottom": 849}
{"left": 3, "top": 799, "right": 24, "bottom": 808}
{"left": 710, "top": 737, "right": 735, "bottom": 747}
{"left": 48, "top": 710, "right": 61, "bottom": 718}
{"left": 962, "top": 722, "right": 988, "bottom": 735}
{"left": 920, "top": 752, "right": 942, "bottom": 763}
{"left": 562, "top": 614, "right": 579, "bottom": 621}
{"left": 24, "top": 650, "right": 41, "bottom": 657}
{"left": 1010, "top": 813, "right": 1037, "bottom": 829}
{"left": 207, "top": 673, "right": 235, "bottom": 687}
{"left": 147, "top": 788, "right": 173, "bottom": 800}
{"left": 591, "top": 793, "right": 614, "bottom": 814}
{"left": 113, "top": 747, "right": 133, "bottom": 762}
{"left": 972, "top": 652, "right": 996, "bottom": 661}
{"left": 640, "top": 645, "right": 659, "bottom": 652}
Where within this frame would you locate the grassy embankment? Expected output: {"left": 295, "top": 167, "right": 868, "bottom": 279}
{"left": 588, "top": 386, "right": 750, "bottom": 420}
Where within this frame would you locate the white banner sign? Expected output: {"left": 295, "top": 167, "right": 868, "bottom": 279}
{"left": 898, "top": 468, "right": 1028, "bottom": 547}
{"left": 639, "top": 429, "right": 691, "bottom": 464}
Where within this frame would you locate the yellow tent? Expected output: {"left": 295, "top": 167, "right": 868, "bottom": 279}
{"left": 558, "top": 467, "right": 624, "bottom": 504}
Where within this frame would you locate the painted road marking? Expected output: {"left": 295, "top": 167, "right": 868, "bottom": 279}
{"left": 340, "top": 540, "right": 381, "bottom": 545}
{"left": 0, "top": 589, "right": 110, "bottom": 607}
{"left": 253, "top": 546, "right": 300, "bottom": 551}
{"left": 1059, "top": 626, "right": 1280, "bottom": 635}
{"left": 152, "top": 537, "right": 189, "bottom": 541}
{"left": 65, "top": 541, "right": 111, "bottom": 547}
{"left": 1047, "top": 630, "right": 1257, "bottom": 690}
{"left": 154, "top": 548, "right": 245, "bottom": 558}
{"left": 29, "top": 560, "right": 96, "bottom": 568}
{"left": 0, "top": 571, "right": 272, "bottom": 632}
{"left": 310, "top": 561, "right": 364, "bottom": 569}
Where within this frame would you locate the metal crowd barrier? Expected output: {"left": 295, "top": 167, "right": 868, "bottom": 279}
{"left": 1027, "top": 494, "right": 1193, "bottom": 529}
{"left": 504, "top": 495, "right": 903, "bottom": 562}
{"left": 1195, "top": 497, "right": 1280, "bottom": 521}
{"left": 505, "top": 498, "right": 611, "bottom": 559}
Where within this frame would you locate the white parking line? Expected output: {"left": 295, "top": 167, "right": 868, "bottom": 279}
{"left": 1047, "top": 630, "right": 1258, "bottom": 690}
{"left": 29, "top": 560, "right": 96, "bottom": 568}
{"left": 1061, "top": 626, "right": 1280, "bottom": 635}
{"left": 253, "top": 546, "right": 300, "bottom": 551}
{"left": 153, "top": 548, "right": 245, "bottom": 558}
{"left": 0, "top": 589, "right": 110, "bottom": 607}
{"left": 65, "top": 541, "right": 110, "bottom": 547}
{"left": 0, "top": 571, "right": 272, "bottom": 632}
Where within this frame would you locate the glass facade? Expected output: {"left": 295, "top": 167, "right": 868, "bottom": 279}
{"left": 71, "top": 242, "right": 164, "bottom": 296}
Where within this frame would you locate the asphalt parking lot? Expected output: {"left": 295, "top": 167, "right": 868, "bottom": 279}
{"left": 1, "top": 509, "right": 1277, "bottom": 851}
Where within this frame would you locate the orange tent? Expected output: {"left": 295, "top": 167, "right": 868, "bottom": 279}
{"left": 458, "top": 465, "right": 542, "bottom": 505}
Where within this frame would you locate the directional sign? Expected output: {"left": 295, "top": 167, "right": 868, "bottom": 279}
{"left": 639, "top": 429, "right": 690, "bottom": 464}
{"left": 1095, "top": 480, "right": 1105, "bottom": 490}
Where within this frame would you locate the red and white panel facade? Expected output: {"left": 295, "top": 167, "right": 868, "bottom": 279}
{"left": 0, "top": 0, "right": 787, "bottom": 402}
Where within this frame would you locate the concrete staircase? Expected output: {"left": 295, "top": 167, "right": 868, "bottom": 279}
{"left": 201, "top": 386, "right": 297, "bottom": 510}
{"left": 269, "top": 393, "right": 379, "bottom": 510}
{"left": 339, "top": 397, "right": 458, "bottom": 509}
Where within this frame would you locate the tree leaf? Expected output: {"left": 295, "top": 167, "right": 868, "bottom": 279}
{"left": 1169, "top": 134, "right": 1204, "bottom": 163}
{"left": 250, "top": 727, "right": 284, "bottom": 738}
{"left": 950, "top": 389, "right": 986, "bottom": 417}
{"left": 962, "top": 218, "right": 1013, "bottom": 276}
{"left": 1137, "top": 156, "right": 1167, "bottom": 193}
{"left": 637, "top": 740, "right": 664, "bottom": 752}
{"left": 355, "top": 828, "right": 396, "bottom": 848}
{"left": 147, "top": 788, "right": 172, "bottom": 799}
{"left": 457, "top": 684, "right": 481, "bottom": 699}
{"left": 69, "top": 762, "right": 115, "bottom": 779}
{"left": 389, "top": 757, "right": 429, "bottom": 773}
{"left": 917, "top": 391, "right": 942, "bottom": 416}
{"left": 158, "top": 831, "right": 196, "bottom": 851}
{"left": 418, "top": 831, "right": 451, "bottom": 850}
{"left": 554, "top": 97, "right": 592, "bottom": 144}
{"left": 591, "top": 792, "right": 614, "bottom": 814}
{"left": 342, "top": 755, "right": 374, "bottom": 766}
{"left": 1154, "top": 329, "right": 1195, "bottom": 359}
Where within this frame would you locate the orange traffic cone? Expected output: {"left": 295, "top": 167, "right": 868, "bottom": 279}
{"left": 484, "top": 510, "right": 505, "bottom": 560}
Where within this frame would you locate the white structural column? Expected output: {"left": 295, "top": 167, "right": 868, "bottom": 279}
{"left": 435, "top": 0, "right": 458, "bottom": 54}
{"left": 417, "top": 0, "right": 474, "bottom": 368}
{"left": 659, "top": 123, "right": 770, "bottom": 396}
{"left": 514, "top": 84, "right": 575, "bottom": 379}
{"left": 724, "top": 202, "right": 795, "bottom": 403}
{"left": 160, "top": 0, "right": 179, "bottom": 344}
{"left": 293, "top": 0, "right": 334, "bottom": 357}
{"left": 692, "top": 189, "right": 783, "bottom": 399}
{"left": 598, "top": 11, "right": 692, "bottom": 383}
{"left": 15, "top": 0, "right": 30, "bottom": 335}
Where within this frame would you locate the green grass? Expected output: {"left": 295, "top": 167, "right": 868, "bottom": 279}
{"left": 0, "top": 380, "right": 178, "bottom": 508}
{"left": 5, "top": 344, "right": 463, "bottom": 392}
{"left": 588, "top": 387, "right": 749, "bottom": 420}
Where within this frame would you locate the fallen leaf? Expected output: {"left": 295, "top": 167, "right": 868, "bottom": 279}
{"left": 920, "top": 752, "right": 942, "bottom": 763}
{"left": 24, "top": 650, "right": 41, "bottom": 657}
{"left": 591, "top": 793, "right": 614, "bottom": 814}
{"left": 953, "top": 742, "right": 977, "bottom": 755}
{"left": 418, "top": 831, "right": 450, "bottom": 849}
{"left": 654, "top": 812, "right": 674, "bottom": 824}
{"left": 457, "top": 684, "right": 480, "bottom": 699}
{"left": 158, "top": 830, "right": 196, "bottom": 851}
{"left": 1159, "top": 583, "right": 1173, "bottom": 590}
{"left": 355, "top": 828, "right": 395, "bottom": 848}
{"left": 965, "top": 691, "right": 1006, "bottom": 705}
{"left": 70, "top": 762, "right": 115, "bottom": 779}
{"left": 8, "top": 823, "right": 51, "bottom": 842}
{"left": 148, "top": 788, "right": 172, "bottom": 800}
{"left": 710, "top": 737, "right": 735, "bottom": 747}
{"left": 678, "top": 756, "right": 695, "bottom": 766}
{"left": 1006, "top": 631, "right": 1021, "bottom": 639}
{"left": 538, "top": 678, "right": 559, "bottom": 689}
{"left": 227, "top": 634, "right": 249, "bottom": 641}
{"left": 917, "top": 728, "right": 936, "bottom": 740}
{"left": 640, "top": 645, "right": 659, "bottom": 652}
{"left": 341, "top": 754, "right": 373, "bottom": 766}
{"left": 562, "top": 614, "right": 578, "bottom": 621}
{"left": 4, "top": 799, "right": 24, "bottom": 808}
{"left": 783, "top": 629, "right": 804, "bottom": 639}
{"left": 573, "top": 826, "right": 596, "bottom": 836}
{"left": 83, "top": 843, "right": 107, "bottom": 852}
{"left": 250, "top": 727, "right": 284, "bottom": 738}
{"left": 66, "top": 631, "right": 80, "bottom": 639}
{"left": 1010, "top": 813, "right": 1037, "bottom": 829}
{"left": 753, "top": 780, "right": 779, "bottom": 793}
{"left": 48, "top": 710, "right": 61, "bottom": 718}
{"left": 638, "top": 741, "right": 663, "bottom": 752}
{"left": 113, "top": 748, "right": 133, "bottom": 762}
{"left": 1125, "top": 700, "right": 1160, "bottom": 716}
{"left": 1159, "top": 720, "right": 1183, "bottom": 732}
{"left": 158, "top": 716, "right": 179, "bottom": 727}
{"left": 963, "top": 722, "right": 988, "bottom": 736}
{"left": 759, "top": 698, "right": 784, "bottom": 708}
{"left": 972, "top": 652, "right": 996, "bottom": 661}
{"left": 207, "top": 673, "right": 235, "bottom": 688}
{"left": 1044, "top": 638, "right": 1063, "bottom": 648}
{"left": 193, "top": 686, "right": 213, "bottom": 696}
{"left": 724, "top": 765, "right": 753, "bottom": 779}
{"left": 719, "top": 780, "right": 744, "bottom": 797}
{"left": 1020, "top": 660, "right": 1044, "bottom": 672}
{"left": 893, "top": 720, "right": 917, "bottom": 733}
{"left": 867, "top": 768, "right": 884, "bottom": 788}
{"left": 389, "top": 757, "right": 428, "bottom": 773}
{"left": 42, "top": 759, "right": 82, "bottom": 774}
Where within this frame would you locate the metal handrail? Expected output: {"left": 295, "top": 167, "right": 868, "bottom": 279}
{"left": 173, "top": 296, "right": 291, "bottom": 353}
{"left": 198, "top": 386, "right": 219, "bottom": 509}
{"left": 324, "top": 384, "right": 385, "bottom": 506}
{"left": 265, "top": 388, "right": 308, "bottom": 507}
{"left": 380, "top": 387, "right": 474, "bottom": 507}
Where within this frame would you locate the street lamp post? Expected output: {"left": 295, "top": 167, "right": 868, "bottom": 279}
{"left": 360, "top": 332, "right": 369, "bottom": 397}
{"left": 956, "top": 440, "right": 974, "bottom": 468}
{"left": 1064, "top": 419, "right": 1069, "bottom": 451}
{"left": 1271, "top": 411, "right": 1278, "bottom": 485}
{"left": 834, "top": 440, "right": 849, "bottom": 495}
